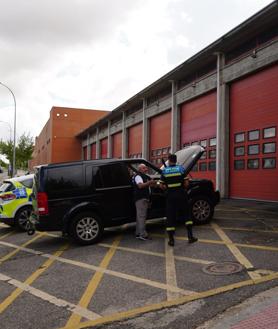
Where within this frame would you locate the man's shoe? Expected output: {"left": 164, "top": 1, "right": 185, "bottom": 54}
{"left": 138, "top": 235, "right": 152, "bottom": 241}
{"left": 188, "top": 237, "right": 198, "bottom": 244}
{"left": 168, "top": 239, "right": 175, "bottom": 246}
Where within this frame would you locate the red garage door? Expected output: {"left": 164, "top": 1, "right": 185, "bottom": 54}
{"left": 230, "top": 65, "right": 278, "bottom": 201}
{"left": 100, "top": 138, "right": 108, "bottom": 159}
{"left": 180, "top": 92, "right": 217, "bottom": 185}
{"left": 150, "top": 111, "right": 171, "bottom": 166}
{"left": 112, "top": 132, "right": 122, "bottom": 158}
{"left": 128, "top": 123, "right": 142, "bottom": 158}
{"left": 91, "top": 143, "right": 96, "bottom": 160}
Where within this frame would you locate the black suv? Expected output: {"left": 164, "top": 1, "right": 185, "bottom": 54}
{"left": 33, "top": 146, "right": 219, "bottom": 244}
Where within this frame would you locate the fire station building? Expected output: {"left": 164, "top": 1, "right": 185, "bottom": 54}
{"left": 78, "top": 2, "right": 278, "bottom": 202}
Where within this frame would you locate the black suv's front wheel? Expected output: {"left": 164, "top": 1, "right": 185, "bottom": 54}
{"left": 70, "top": 212, "right": 103, "bottom": 245}
{"left": 190, "top": 195, "right": 214, "bottom": 224}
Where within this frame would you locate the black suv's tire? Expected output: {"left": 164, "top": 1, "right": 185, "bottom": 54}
{"left": 190, "top": 195, "right": 214, "bottom": 225}
{"left": 15, "top": 206, "right": 32, "bottom": 231}
{"left": 70, "top": 212, "right": 103, "bottom": 245}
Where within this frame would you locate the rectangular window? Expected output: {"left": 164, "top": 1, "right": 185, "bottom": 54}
{"left": 99, "top": 163, "right": 131, "bottom": 188}
{"left": 263, "top": 158, "right": 276, "bottom": 169}
{"left": 263, "top": 127, "right": 276, "bottom": 139}
{"left": 234, "top": 160, "right": 245, "bottom": 170}
{"left": 191, "top": 141, "right": 199, "bottom": 146}
{"left": 157, "top": 149, "right": 162, "bottom": 156}
{"left": 235, "top": 132, "right": 245, "bottom": 143}
{"left": 263, "top": 142, "right": 276, "bottom": 154}
{"left": 162, "top": 148, "right": 168, "bottom": 154}
{"left": 209, "top": 137, "right": 216, "bottom": 147}
{"left": 209, "top": 149, "right": 216, "bottom": 159}
{"left": 248, "top": 144, "right": 259, "bottom": 155}
{"left": 151, "top": 150, "right": 156, "bottom": 156}
{"left": 209, "top": 161, "right": 216, "bottom": 171}
{"left": 200, "top": 140, "right": 207, "bottom": 148}
{"left": 248, "top": 130, "right": 260, "bottom": 141}
{"left": 234, "top": 146, "right": 245, "bottom": 156}
{"left": 247, "top": 159, "right": 259, "bottom": 169}
{"left": 199, "top": 162, "right": 207, "bottom": 171}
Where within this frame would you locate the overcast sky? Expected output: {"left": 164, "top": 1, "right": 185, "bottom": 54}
{"left": 0, "top": 0, "right": 273, "bottom": 142}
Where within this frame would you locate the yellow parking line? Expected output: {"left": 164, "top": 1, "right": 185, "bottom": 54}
{"left": 65, "top": 235, "right": 122, "bottom": 328}
{"left": 0, "top": 233, "right": 44, "bottom": 265}
{"left": 0, "top": 242, "right": 69, "bottom": 314}
{"left": 0, "top": 231, "right": 14, "bottom": 240}
{"left": 61, "top": 272, "right": 278, "bottom": 329}
{"left": 211, "top": 223, "right": 261, "bottom": 280}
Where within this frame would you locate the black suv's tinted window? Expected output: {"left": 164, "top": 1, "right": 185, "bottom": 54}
{"left": 45, "top": 165, "right": 84, "bottom": 197}
{"left": 96, "top": 163, "right": 130, "bottom": 188}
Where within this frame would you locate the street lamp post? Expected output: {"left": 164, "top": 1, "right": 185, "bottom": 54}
{"left": 0, "top": 82, "right": 16, "bottom": 177}
{"left": 0, "top": 120, "right": 12, "bottom": 141}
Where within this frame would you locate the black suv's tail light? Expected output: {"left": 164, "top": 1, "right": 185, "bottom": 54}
{"left": 37, "top": 192, "right": 49, "bottom": 215}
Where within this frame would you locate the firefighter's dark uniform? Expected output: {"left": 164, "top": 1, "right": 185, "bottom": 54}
{"left": 161, "top": 164, "right": 197, "bottom": 246}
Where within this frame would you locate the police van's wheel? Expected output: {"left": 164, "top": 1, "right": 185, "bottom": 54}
{"left": 15, "top": 206, "right": 32, "bottom": 231}
{"left": 190, "top": 195, "right": 214, "bottom": 225}
{"left": 70, "top": 212, "right": 103, "bottom": 245}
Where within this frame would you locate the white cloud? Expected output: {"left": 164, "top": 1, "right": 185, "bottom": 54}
{"left": 0, "top": 0, "right": 273, "bottom": 140}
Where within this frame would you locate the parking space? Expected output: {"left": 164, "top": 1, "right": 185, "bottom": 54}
{"left": 0, "top": 200, "right": 277, "bottom": 329}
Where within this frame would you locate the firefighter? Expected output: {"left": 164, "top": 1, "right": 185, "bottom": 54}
{"left": 160, "top": 153, "right": 198, "bottom": 246}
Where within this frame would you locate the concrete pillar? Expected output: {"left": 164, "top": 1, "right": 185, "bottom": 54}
{"left": 216, "top": 52, "right": 229, "bottom": 198}
{"left": 142, "top": 98, "right": 149, "bottom": 160}
{"left": 96, "top": 128, "right": 100, "bottom": 159}
{"left": 87, "top": 133, "right": 91, "bottom": 160}
{"left": 170, "top": 80, "right": 180, "bottom": 153}
{"left": 107, "top": 121, "right": 112, "bottom": 158}
{"left": 122, "top": 112, "right": 127, "bottom": 159}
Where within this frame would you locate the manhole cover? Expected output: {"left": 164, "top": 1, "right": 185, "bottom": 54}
{"left": 202, "top": 262, "right": 244, "bottom": 275}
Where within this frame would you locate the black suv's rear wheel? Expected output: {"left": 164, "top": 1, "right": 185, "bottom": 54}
{"left": 70, "top": 212, "right": 103, "bottom": 245}
{"left": 15, "top": 206, "right": 32, "bottom": 231}
{"left": 190, "top": 195, "right": 214, "bottom": 224}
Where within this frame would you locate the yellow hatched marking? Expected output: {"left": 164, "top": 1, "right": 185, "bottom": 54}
{"left": 0, "top": 240, "right": 193, "bottom": 296}
{"left": 152, "top": 233, "right": 278, "bottom": 251}
{"left": 223, "top": 227, "right": 278, "bottom": 234}
{"left": 61, "top": 272, "right": 278, "bottom": 329}
{"left": 99, "top": 243, "right": 212, "bottom": 265}
{"left": 211, "top": 223, "right": 261, "bottom": 280}
{"left": 0, "top": 233, "right": 44, "bottom": 265}
{"left": 0, "top": 231, "right": 14, "bottom": 240}
{"left": 65, "top": 235, "right": 122, "bottom": 328}
{"left": 165, "top": 239, "right": 184, "bottom": 300}
{"left": 0, "top": 242, "right": 69, "bottom": 314}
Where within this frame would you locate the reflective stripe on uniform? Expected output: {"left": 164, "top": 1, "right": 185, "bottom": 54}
{"left": 168, "top": 183, "right": 182, "bottom": 188}
{"left": 166, "top": 227, "right": 175, "bottom": 231}
{"left": 163, "top": 173, "right": 182, "bottom": 177}
{"left": 185, "top": 221, "right": 193, "bottom": 225}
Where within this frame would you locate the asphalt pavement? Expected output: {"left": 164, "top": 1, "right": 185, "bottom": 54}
{"left": 0, "top": 199, "right": 277, "bottom": 329}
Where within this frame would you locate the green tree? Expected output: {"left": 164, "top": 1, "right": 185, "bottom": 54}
{"left": 0, "top": 133, "right": 34, "bottom": 170}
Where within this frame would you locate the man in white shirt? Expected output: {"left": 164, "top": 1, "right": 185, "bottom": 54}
{"left": 133, "top": 164, "right": 155, "bottom": 240}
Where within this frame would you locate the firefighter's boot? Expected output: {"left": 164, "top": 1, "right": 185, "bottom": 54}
{"left": 186, "top": 224, "right": 198, "bottom": 244}
{"left": 167, "top": 231, "right": 175, "bottom": 247}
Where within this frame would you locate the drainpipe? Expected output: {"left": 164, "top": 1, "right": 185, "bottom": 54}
{"left": 107, "top": 120, "right": 112, "bottom": 158}
{"left": 216, "top": 52, "right": 229, "bottom": 198}
{"left": 142, "top": 98, "right": 149, "bottom": 160}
